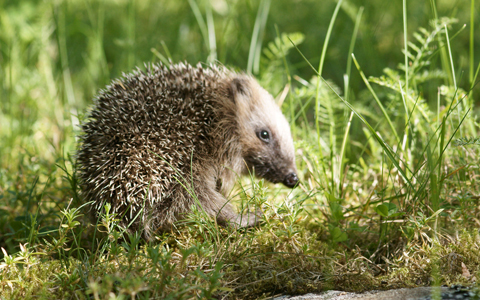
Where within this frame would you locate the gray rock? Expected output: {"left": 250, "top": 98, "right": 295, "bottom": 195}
{"left": 275, "top": 286, "right": 480, "bottom": 300}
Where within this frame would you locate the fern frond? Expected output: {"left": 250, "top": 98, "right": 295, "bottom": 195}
{"left": 259, "top": 32, "right": 305, "bottom": 92}
{"left": 293, "top": 75, "right": 348, "bottom": 154}
{"left": 263, "top": 32, "right": 305, "bottom": 62}
{"left": 453, "top": 137, "right": 480, "bottom": 146}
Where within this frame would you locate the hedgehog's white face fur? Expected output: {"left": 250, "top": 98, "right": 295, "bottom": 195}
{"left": 230, "top": 76, "right": 298, "bottom": 188}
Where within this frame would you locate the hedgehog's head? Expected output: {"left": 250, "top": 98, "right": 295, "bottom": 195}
{"left": 229, "top": 75, "right": 299, "bottom": 188}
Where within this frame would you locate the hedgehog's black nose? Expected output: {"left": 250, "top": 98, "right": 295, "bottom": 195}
{"left": 283, "top": 172, "right": 299, "bottom": 188}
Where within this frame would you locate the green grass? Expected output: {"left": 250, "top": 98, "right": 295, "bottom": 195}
{"left": 2, "top": 0, "right": 480, "bottom": 299}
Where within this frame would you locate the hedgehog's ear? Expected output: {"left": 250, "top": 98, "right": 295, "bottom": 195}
{"left": 229, "top": 77, "right": 251, "bottom": 104}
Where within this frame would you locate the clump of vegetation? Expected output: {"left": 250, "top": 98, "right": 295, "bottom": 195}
{"left": 1, "top": 0, "right": 480, "bottom": 299}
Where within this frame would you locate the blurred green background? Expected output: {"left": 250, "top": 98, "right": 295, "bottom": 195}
{"left": 0, "top": 0, "right": 477, "bottom": 174}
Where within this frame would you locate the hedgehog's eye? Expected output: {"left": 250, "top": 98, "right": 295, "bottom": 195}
{"left": 257, "top": 130, "right": 270, "bottom": 143}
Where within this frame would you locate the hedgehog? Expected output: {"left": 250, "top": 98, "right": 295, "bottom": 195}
{"left": 77, "top": 62, "right": 298, "bottom": 238}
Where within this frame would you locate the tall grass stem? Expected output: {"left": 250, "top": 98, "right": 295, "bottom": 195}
{"left": 206, "top": 3, "right": 217, "bottom": 63}
{"left": 247, "top": 0, "right": 271, "bottom": 74}
{"left": 403, "top": 0, "right": 408, "bottom": 98}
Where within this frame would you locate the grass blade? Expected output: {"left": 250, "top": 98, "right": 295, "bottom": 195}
{"left": 206, "top": 3, "right": 217, "bottom": 63}
{"left": 315, "top": 0, "right": 344, "bottom": 162}
{"left": 247, "top": 0, "right": 271, "bottom": 74}
{"left": 403, "top": 0, "right": 409, "bottom": 97}
{"left": 352, "top": 54, "right": 401, "bottom": 144}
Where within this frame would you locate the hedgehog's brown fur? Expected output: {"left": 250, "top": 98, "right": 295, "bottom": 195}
{"left": 77, "top": 62, "right": 298, "bottom": 239}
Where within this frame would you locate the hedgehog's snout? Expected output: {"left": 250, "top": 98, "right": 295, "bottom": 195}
{"left": 283, "top": 171, "right": 299, "bottom": 188}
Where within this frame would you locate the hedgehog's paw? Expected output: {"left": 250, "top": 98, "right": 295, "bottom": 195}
{"left": 232, "top": 210, "right": 263, "bottom": 228}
